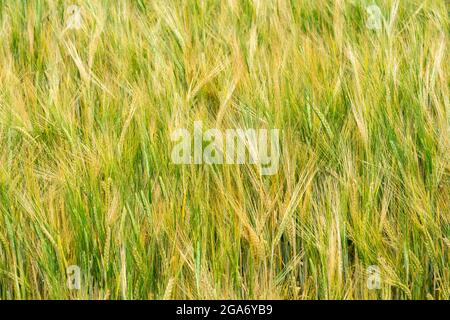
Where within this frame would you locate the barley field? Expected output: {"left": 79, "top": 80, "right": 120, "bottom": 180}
{"left": 0, "top": 0, "right": 448, "bottom": 300}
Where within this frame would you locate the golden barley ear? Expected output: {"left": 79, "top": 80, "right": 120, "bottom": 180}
{"left": 162, "top": 278, "right": 175, "bottom": 300}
